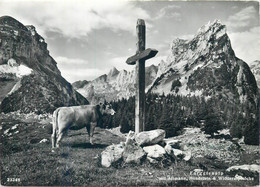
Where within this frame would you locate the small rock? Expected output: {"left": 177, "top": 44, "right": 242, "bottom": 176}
{"left": 7, "top": 58, "right": 19, "bottom": 67}
{"left": 126, "top": 130, "right": 135, "bottom": 142}
{"left": 143, "top": 144, "right": 166, "bottom": 159}
{"left": 238, "top": 136, "right": 245, "bottom": 145}
{"left": 183, "top": 150, "right": 191, "bottom": 161}
{"left": 173, "top": 148, "right": 185, "bottom": 158}
{"left": 39, "top": 138, "right": 48, "bottom": 143}
{"left": 101, "top": 144, "right": 124, "bottom": 167}
{"left": 164, "top": 139, "right": 181, "bottom": 148}
{"left": 123, "top": 138, "right": 146, "bottom": 164}
{"left": 11, "top": 124, "right": 19, "bottom": 130}
{"left": 135, "top": 129, "right": 165, "bottom": 146}
{"left": 4, "top": 129, "right": 10, "bottom": 135}
{"left": 164, "top": 144, "right": 174, "bottom": 156}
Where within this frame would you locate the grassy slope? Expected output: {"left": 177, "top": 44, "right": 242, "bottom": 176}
{"left": 0, "top": 113, "right": 259, "bottom": 186}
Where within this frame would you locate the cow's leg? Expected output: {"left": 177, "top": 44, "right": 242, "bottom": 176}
{"left": 56, "top": 131, "right": 65, "bottom": 148}
{"left": 86, "top": 124, "right": 90, "bottom": 137}
{"left": 51, "top": 133, "right": 56, "bottom": 149}
{"left": 89, "top": 122, "right": 97, "bottom": 145}
{"left": 51, "top": 124, "right": 57, "bottom": 149}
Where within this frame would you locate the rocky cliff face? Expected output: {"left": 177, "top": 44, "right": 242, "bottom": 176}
{"left": 148, "top": 20, "right": 258, "bottom": 145}
{"left": 150, "top": 20, "right": 258, "bottom": 106}
{"left": 73, "top": 65, "right": 158, "bottom": 103}
{"left": 0, "top": 16, "right": 88, "bottom": 113}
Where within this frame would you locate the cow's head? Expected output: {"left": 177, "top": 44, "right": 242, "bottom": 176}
{"left": 98, "top": 103, "right": 115, "bottom": 116}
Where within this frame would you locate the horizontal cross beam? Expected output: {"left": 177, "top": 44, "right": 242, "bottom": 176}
{"left": 126, "top": 48, "right": 158, "bottom": 65}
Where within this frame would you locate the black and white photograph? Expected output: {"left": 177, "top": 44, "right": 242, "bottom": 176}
{"left": 0, "top": 0, "right": 259, "bottom": 186}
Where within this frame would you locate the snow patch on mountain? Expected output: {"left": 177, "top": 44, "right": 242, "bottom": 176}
{"left": 0, "top": 59, "right": 33, "bottom": 78}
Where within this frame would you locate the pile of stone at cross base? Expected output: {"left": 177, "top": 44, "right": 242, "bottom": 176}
{"left": 101, "top": 129, "right": 191, "bottom": 167}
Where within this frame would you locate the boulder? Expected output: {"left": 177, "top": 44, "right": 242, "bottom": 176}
{"left": 135, "top": 129, "right": 165, "bottom": 146}
{"left": 123, "top": 138, "right": 146, "bottom": 164}
{"left": 143, "top": 144, "right": 166, "bottom": 159}
{"left": 101, "top": 143, "right": 124, "bottom": 167}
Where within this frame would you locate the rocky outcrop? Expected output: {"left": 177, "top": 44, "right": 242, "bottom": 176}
{"left": 100, "top": 129, "right": 195, "bottom": 167}
{"left": 150, "top": 20, "right": 258, "bottom": 105}
{"left": 0, "top": 16, "right": 88, "bottom": 113}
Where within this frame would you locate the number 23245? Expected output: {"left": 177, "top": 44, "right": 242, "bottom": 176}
{"left": 7, "top": 178, "right": 20, "bottom": 182}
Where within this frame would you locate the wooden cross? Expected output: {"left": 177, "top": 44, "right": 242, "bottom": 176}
{"left": 126, "top": 19, "right": 158, "bottom": 133}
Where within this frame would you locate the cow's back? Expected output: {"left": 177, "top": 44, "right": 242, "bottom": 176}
{"left": 56, "top": 105, "right": 99, "bottom": 130}
{"left": 73, "top": 105, "right": 99, "bottom": 124}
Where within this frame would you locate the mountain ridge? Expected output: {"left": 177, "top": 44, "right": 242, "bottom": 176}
{"left": 73, "top": 65, "right": 158, "bottom": 103}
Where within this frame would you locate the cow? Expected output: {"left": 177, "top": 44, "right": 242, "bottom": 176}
{"left": 51, "top": 103, "right": 115, "bottom": 150}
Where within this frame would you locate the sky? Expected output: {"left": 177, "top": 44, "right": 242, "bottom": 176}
{"left": 0, "top": 0, "right": 259, "bottom": 83}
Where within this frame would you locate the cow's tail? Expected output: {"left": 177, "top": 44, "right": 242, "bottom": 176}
{"left": 52, "top": 108, "right": 59, "bottom": 149}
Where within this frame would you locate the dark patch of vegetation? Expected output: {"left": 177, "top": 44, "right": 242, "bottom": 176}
{"left": 103, "top": 93, "right": 258, "bottom": 144}
{"left": 171, "top": 79, "right": 182, "bottom": 91}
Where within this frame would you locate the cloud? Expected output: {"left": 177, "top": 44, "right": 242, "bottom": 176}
{"left": 60, "top": 68, "right": 108, "bottom": 83}
{"left": 175, "top": 34, "right": 194, "bottom": 40}
{"left": 55, "top": 56, "right": 107, "bottom": 82}
{"left": 55, "top": 56, "right": 88, "bottom": 65}
{"left": 146, "top": 55, "right": 168, "bottom": 66}
{"left": 226, "top": 6, "right": 258, "bottom": 31}
{"left": 0, "top": 0, "right": 150, "bottom": 38}
{"left": 109, "top": 56, "right": 135, "bottom": 71}
{"left": 155, "top": 5, "right": 181, "bottom": 20}
{"left": 228, "top": 26, "right": 260, "bottom": 64}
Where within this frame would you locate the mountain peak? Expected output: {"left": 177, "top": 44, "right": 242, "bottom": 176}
{"left": 197, "top": 19, "right": 225, "bottom": 35}
{"left": 0, "top": 15, "right": 28, "bottom": 31}
{"left": 108, "top": 66, "right": 119, "bottom": 78}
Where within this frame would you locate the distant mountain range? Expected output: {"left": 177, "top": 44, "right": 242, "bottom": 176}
{"left": 73, "top": 20, "right": 258, "bottom": 109}
{"left": 0, "top": 16, "right": 88, "bottom": 113}
{"left": 73, "top": 64, "right": 158, "bottom": 103}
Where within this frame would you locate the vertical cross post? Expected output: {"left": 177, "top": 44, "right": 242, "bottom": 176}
{"left": 126, "top": 19, "right": 158, "bottom": 134}
{"left": 136, "top": 19, "right": 146, "bottom": 133}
